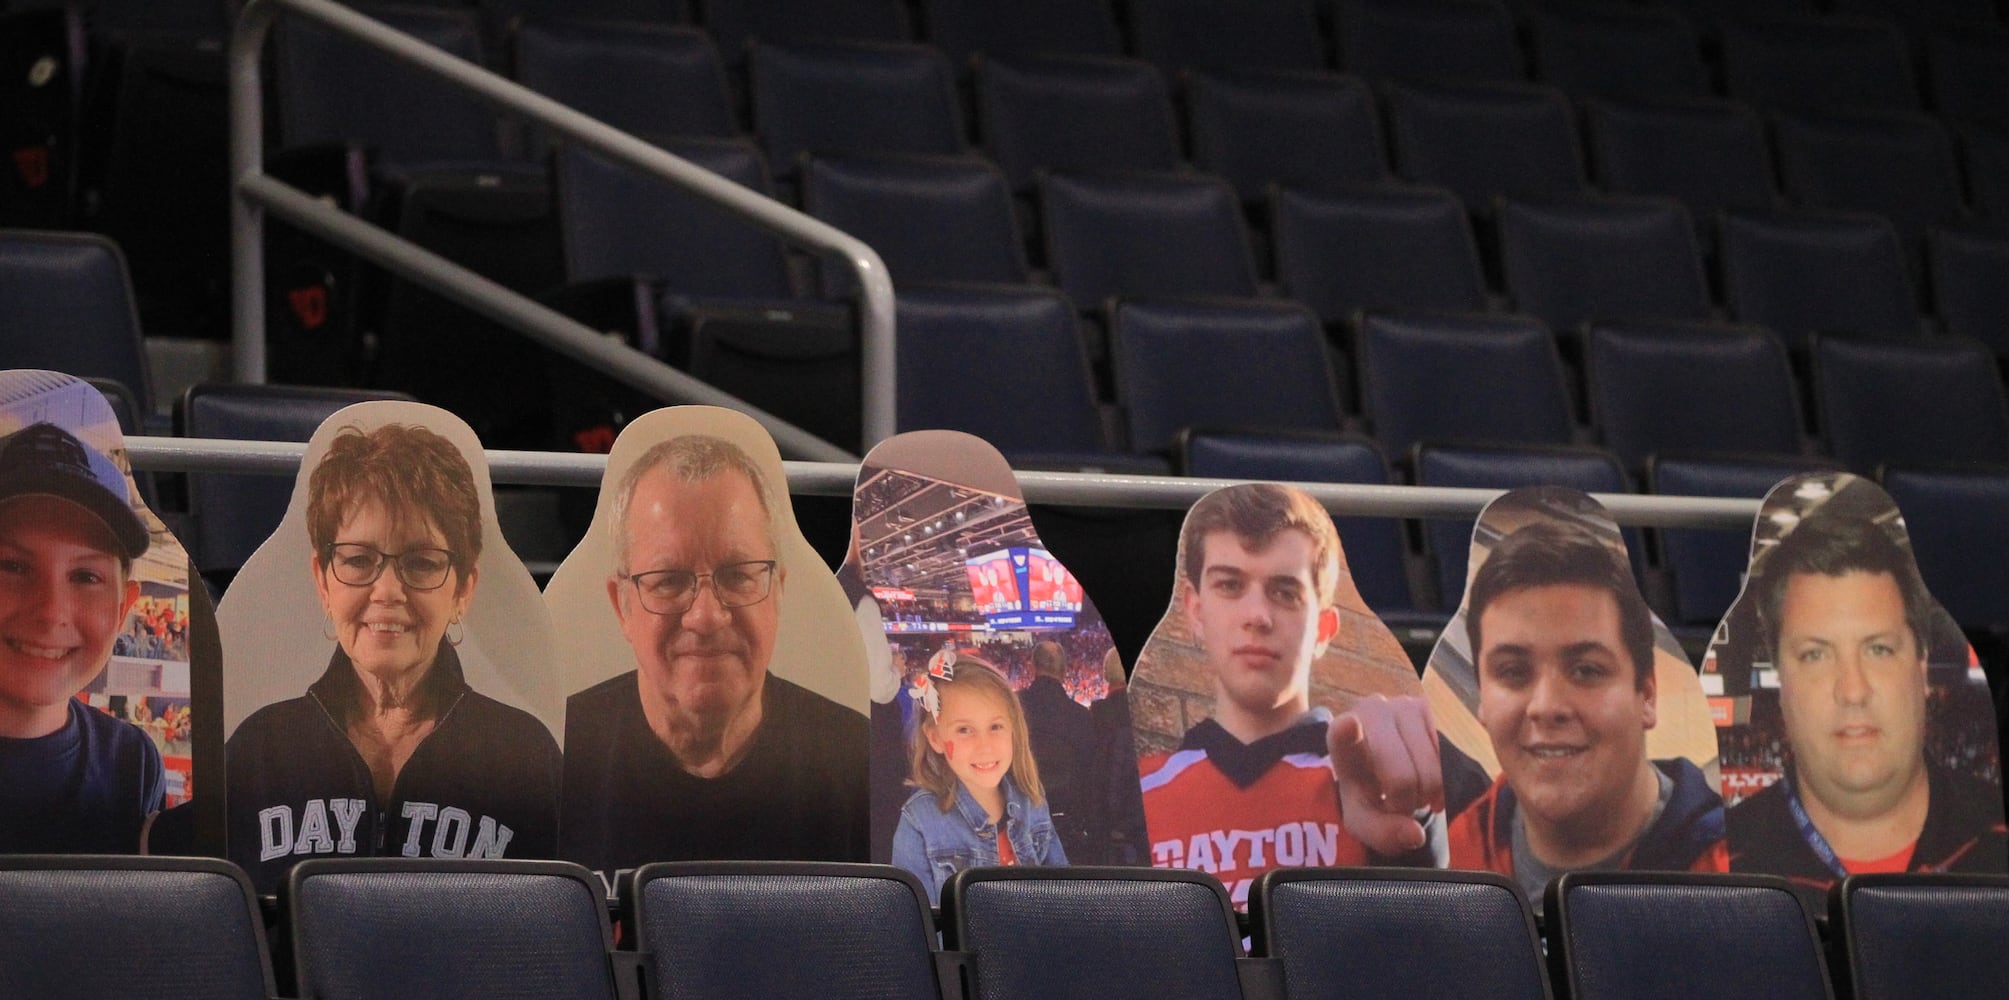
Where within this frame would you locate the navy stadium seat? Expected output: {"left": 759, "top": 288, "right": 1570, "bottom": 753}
{"left": 920, "top": 0, "right": 1124, "bottom": 65}
{"left": 1925, "top": 28, "right": 2009, "bottom": 131}
{"left": 802, "top": 154, "right": 1025, "bottom": 295}
{"left": 487, "top": 1, "right": 685, "bottom": 25}
{"left": 1718, "top": 210, "right": 1919, "bottom": 348}
{"left": 1272, "top": 184, "right": 1488, "bottom": 323}
{"left": 1814, "top": 333, "right": 2009, "bottom": 472}
{"left": 701, "top": 0, "right": 909, "bottom": 64}
{"left": 1384, "top": 80, "right": 1588, "bottom": 214}
{"left": 974, "top": 54, "right": 1182, "bottom": 193}
{"left": 1962, "top": 124, "right": 2009, "bottom": 222}
{"left": 1929, "top": 226, "right": 2009, "bottom": 357}
{"left": 1584, "top": 98, "right": 1779, "bottom": 242}
{"left": 1123, "top": 0, "right": 1325, "bottom": 76}
{"left": 1356, "top": 311, "right": 1575, "bottom": 459}
{"left": 630, "top": 863, "right": 942, "bottom": 1000}
{"left": 1414, "top": 442, "right": 1634, "bottom": 610}
{"left": 1111, "top": 298, "right": 1342, "bottom": 454}
{"left": 1771, "top": 110, "right": 1967, "bottom": 256}
{"left": 1648, "top": 453, "right": 1843, "bottom": 626}
{"left": 1546, "top": 873, "right": 1832, "bottom": 1000}
{"left": 1250, "top": 868, "right": 1552, "bottom": 1000}
{"left": 1880, "top": 468, "right": 2009, "bottom": 633}
{"left": 1040, "top": 171, "right": 1259, "bottom": 306}
{"left": 748, "top": 41, "right": 964, "bottom": 175}
{"left": 1497, "top": 195, "right": 1711, "bottom": 332}
{"left": 512, "top": 20, "right": 735, "bottom": 156}
{"left": 0, "top": 856, "right": 276, "bottom": 1000}
{"left": 1831, "top": 0, "right": 2001, "bottom": 35}
{"left": 1832, "top": 873, "right": 2009, "bottom": 1000}
{"left": 1717, "top": 14, "right": 1918, "bottom": 113}
{"left": 286, "top": 859, "right": 623, "bottom": 1000}
{"left": 1186, "top": 69, "right": 1386, "bottom": 207}
{"left": 179, "top": 383, "right": 418, "bottom": 579}
{"left": 1332, "top": 0, "right": 1523, "bottom": 84}
{"left": 1181, "top": 430, "right": 1424, "bottom": 618}
{"left": 1585, "top": 320, "right": 1803, "bottom": 473}
{"left": 1525, "top": 3, "right": 1708, "bottom": 103}
{"left": 894, "top": 286, "right": 1113, "bottom": 462}
{"left": 1663, "top": 0, "right": 1817, "bottom": 23}
{"left": 556, "top": 136, "right": 793, "bottom": 299}
{"left": 275, "top": 4, "right": 504, "bottom": 170}
{"left": 0, "top": 230, "right": 152, "bottom": 411}
{"left": 940, "top": 867, "right": 1245, "bottom": 998}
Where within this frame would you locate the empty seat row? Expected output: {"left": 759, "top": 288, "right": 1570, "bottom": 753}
{"left": 8, "top": 856, "right": 2007, "bottom": 1000}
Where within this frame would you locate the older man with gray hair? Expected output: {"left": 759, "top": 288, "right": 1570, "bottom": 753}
{"left": 561, "top": 435, "right": 867, "bottom": 879}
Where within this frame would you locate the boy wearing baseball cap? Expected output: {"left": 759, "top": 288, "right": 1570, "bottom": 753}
{"left": 0, "top": 422, "right": 164, "bottom": 853}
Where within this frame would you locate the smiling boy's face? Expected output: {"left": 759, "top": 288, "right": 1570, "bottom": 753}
{"left": 0, "top": 495, "right": 140, "bottom": 736}
{"left": 925, "top": 682, "right": 1015, "bottom": 793}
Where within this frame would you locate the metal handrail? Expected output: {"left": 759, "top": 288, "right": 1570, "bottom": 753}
{"left": 228, "top": 0, "right": 895, "bottom": 462}
{"left": 123, "top": 436, "right": 1766, "bottom": 528}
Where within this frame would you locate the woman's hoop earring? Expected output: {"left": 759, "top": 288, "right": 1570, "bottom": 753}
{"left": 447, "top": 618, "right": 465, "bottom": 647}
{"left": 321, "top": 614, "right": 337, "bottom": 642}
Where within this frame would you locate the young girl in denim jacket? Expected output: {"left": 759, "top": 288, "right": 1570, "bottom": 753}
{"left": 890, "top": 650, "right": 1068, "bottom": 902}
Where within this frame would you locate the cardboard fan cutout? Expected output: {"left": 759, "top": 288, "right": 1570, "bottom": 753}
{"left": 838, "top": 431, "right": 1144, "bottom": 902}
{"left": 545, "top": 406, "right": 869, "bottom": 882}
{"left": 0, "top": 370, "right": 211, "bottom": 856}
{"left": 1130, "top": 481, "right": 1441, "bottom": 908}
{"left": 1703, "top": 472, "right": 2005, "bottom": 899}
{"left": 1422, "top": 486, "right": 1726, "bottom": 900}
{"left": 218, "top": 401, "right": 561, "bottom": 893}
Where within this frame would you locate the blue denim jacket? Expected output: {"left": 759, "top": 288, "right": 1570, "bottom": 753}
{"left": 890, "top": 775, "right": 1068, "bottom": 903}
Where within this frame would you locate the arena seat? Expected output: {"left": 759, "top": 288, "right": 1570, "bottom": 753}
{"left": 1185, "top": 69, "right": 1387, "bottom": 208}
{"left": 0, "top": 229, "right": 152, "bottom": 412}
{"left": 748, "top": 40, "right": 965, "bottom": 177}
{"left": 1717, "top": 14, "right": 1919, "bottom": 113}
{"left": 700, "top": 0, "right": 910, "bottom": 66}
{"left": 1122, "top": 0, "right": 1326, "bottom": 77}
{"left": 1770, "top": 109, "right": 1967, "bottom": 257}
{"left": 1647, "top": 453, "right": 1844, "bottom": 626}
{"left": 802, "top": 154, "right": 1026, "bottom": 295}
{"left": 1925, "top": 27, "right": 2009, "bottom": 131}
{"left": 1546, "top": 872, "right": 1832, "bottom": 1000}
{"left": 974, "top": 53, "right": 1182, "bottom": 194}
{"left": 1040, "top": 171, "right": 1259, "bottom": 306}
{"left": 1831, "top": 0, "right": 2001, "bottom": 36}
{"left": 630, "top": 862, "right": 943, "bottom": 1000}
{"left": 921, "top": 0, "right": 1122, "bottom": 67}
{"left": 286, "top": 859, "right": 625, "bottom": 1000}
{"left": 0, "top": 856, "right": 277, "bottom": 1000}
{"left": 894, "top": 286, "right": 1121, "bottom": 466}
{"left": 1497, "top": 195, "right": 1711, "bottom": 333}
{"left": 1271, "top": 184, "right": 1489, "bottom": 324}
{"left": 1524, "top": 3, "right": 1708, "bottom": 103}
{"left": 1960, "top": 124, "right": 2009, "bottom": 222}
{"left": 511, "top": 20, "right": 736, "bottom": 158}
{"left": 1928, "top": 226, "right": 2009, "bottom": 356}
{"left": 1831, "top": 873, "right": 2009, "bottom": 1000}
{"left": 941, "top": 867, "right": 1245, "bottom": 1000}
{"left": 1879, "top": 467, "right": 2009, "bottom": 633}
{"left": 1413, "top": 442, "right": 1634, "bottom": 610}
{"left": 1355, "top": 311, "right": 1574, "bottom": 461}
{"left": 1584, "top": 320, "right": 1804, "bottom": 474}
{"left": 1180, "top": 429, "right": 1426, "bottom": 619}
{"left": 1110, "top": 298, "right": 1342, "bottom": 454}
{"left": 1583, "top": 97, "right": 1780, "bottom": 244}
{"left": 1331, "top": 0, "right": 1524, "bottom": 85}
{"left": 1662, "top": 0, "right": 1817, "bottom": 23}
{"left": 1383, "top": 80, "right": 1588, "bottom": 214}
{"left": 1249, "top": 868, "right": 1552, "bottom": 1000}
{"left": 1718, "top": 210, "right": 1919, "bottom": 348}
{"left": 485, "top": 0, "right": 686, "bottom": 26}
{"left": 178, "top": 383, "right": 419, "bottom": 581}
{"left": 1813, "top": 333, "right": 2009, "bottom": 473}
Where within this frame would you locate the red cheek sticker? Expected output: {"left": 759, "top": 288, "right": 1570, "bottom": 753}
{"left": 945, "top": 741, "right": 955, "bottom": 761}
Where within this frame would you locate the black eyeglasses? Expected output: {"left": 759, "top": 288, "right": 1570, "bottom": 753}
{"left": 323, "top": 543, "right": 458, "bottom": 591}
{"left": 622, "top": 560, "right": 777, "bottom": 616}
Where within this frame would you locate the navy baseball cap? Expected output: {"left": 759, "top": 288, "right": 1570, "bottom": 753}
{"left": 0, "top": 422, "right": 150, "bottom": 559}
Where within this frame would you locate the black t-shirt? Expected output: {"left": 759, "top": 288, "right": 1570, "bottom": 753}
{"left": 0, "top": 699, "right": 164, "bottom": 853}
{"left": 561, "top": 670, "right": 869, "bottom": 880}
